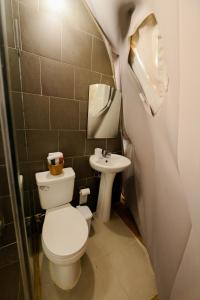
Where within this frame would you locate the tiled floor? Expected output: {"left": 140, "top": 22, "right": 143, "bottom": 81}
{"left": 39, "top": 213, "right": 157, "bottom": 300}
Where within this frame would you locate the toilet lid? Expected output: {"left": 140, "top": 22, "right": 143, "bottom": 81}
{"left": 42, "top": 205, "right": 88, "bottom": 257}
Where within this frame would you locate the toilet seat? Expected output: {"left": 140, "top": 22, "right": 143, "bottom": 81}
{"left": 42, "top": 204, "right": 88, "bottom": 264}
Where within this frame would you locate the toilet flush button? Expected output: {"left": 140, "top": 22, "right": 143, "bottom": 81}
{"left": 40, "top": 186, "right": 50, "bottom": 191}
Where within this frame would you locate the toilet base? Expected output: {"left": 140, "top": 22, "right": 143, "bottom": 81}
{"left": 49, "top": 260, "right": 81, "bottom": 290}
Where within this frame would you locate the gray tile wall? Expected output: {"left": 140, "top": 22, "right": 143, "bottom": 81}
{"left": 7, "top": 0, "right": 122, "bottom": 217}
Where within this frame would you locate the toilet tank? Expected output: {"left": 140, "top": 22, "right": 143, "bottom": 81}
{"left": 35, "top": 168, "right": 75, "bottom": 210}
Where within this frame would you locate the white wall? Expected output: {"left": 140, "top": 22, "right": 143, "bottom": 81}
{"left": 84, "top": 0, "right": 200, "bottom": 298}
{"left": 172, "top": 1, "right": 200, "bottom": 299}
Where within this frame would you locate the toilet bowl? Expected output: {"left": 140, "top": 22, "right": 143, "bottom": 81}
{"left": 35, "top": 168, "right": 89, "bottom": 290}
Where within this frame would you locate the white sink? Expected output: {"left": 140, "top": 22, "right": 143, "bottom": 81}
{"left": 89, "top": 154, "right": 131, "bottom": 174}
{"left": 89, "top": 154, "right": 131, "bottom": 222}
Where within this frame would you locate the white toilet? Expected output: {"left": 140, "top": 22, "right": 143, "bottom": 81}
{"left": 35, "top": 168, "right": 89, "bottom": 290}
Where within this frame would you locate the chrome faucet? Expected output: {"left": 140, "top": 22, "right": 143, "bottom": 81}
{"left": 102, "top": 149, "right": 111, "bottom": 158}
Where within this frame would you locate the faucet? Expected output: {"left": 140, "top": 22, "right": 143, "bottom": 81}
{"left": 102, "top": 149, "right": 111, "bottom": 158}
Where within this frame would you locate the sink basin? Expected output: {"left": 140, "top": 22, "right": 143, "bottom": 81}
{"left": 89, "top": 154, "right": 131, "bottom": 174}
{"left": 89, "top": 154, "right": 131, "bottom": 222}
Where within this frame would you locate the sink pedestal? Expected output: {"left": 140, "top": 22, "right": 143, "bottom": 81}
{"left": 96, "top": 173, "right": 116, "bottom": 223}
{"left": 89, "top": 153, "right": 131, "bottom": 223}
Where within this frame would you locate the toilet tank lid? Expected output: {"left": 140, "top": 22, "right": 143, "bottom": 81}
{"left": 35, "top": 167, "right": 75, "bottom": 185}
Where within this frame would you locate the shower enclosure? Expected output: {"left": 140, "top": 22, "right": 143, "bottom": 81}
{"left": 0, "top": 1, "right": 34, "bottom": 299}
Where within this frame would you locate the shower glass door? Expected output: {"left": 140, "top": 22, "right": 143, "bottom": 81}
{"left": 0, "top": 0, "right": 34, "bottom": 299}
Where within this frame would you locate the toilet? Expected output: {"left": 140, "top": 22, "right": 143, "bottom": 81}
{"left": 35, "top": 168, "right": 89, "bottom": 290}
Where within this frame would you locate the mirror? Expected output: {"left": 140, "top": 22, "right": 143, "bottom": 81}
{"left": 87, "top": 84, "right": 121, "bottom": 138}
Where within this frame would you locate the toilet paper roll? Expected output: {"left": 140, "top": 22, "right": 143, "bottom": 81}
{"left": 79, "top": 188, "right": 90, "bottom": 205}
{"left": 79, "top": 188, "right": 90, "bottom": 196}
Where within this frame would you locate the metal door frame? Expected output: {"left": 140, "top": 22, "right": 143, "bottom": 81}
{"left": 0, "top": 1, "right": 33, "bottom": 299}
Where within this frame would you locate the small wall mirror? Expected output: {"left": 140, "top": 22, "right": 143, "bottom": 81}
{"left": 87, "top": 84, "right": 121, "bottom": 139}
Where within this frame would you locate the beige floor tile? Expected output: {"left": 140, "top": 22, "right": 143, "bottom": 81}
{"left": 87, "top": 213, "right": 138, "bottom": 261}
{"left": 91, "top": 266, "right": 130, "bottom": 300}
{"left": 87, "top": 215, "right": 157, "bottom": 300}
{"left": 40, "top": 252, "right": 129, "bottom": 300}
{"left": 99, "top": 241, "right": 157, "bottom": 300}
{"left": 39, "top": 214, "right": 157, "bottom": 300}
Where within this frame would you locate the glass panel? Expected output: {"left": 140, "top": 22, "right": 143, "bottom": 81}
{"left": 0, "top": 127, "right": 22, "bottom": 298}
{"left": 0, "top": 0, "right": 33, "bottom": 299}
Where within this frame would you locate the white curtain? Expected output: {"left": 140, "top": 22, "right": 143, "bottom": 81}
{"left": 84, "top": 1, "right": 200, "bottom": 299}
